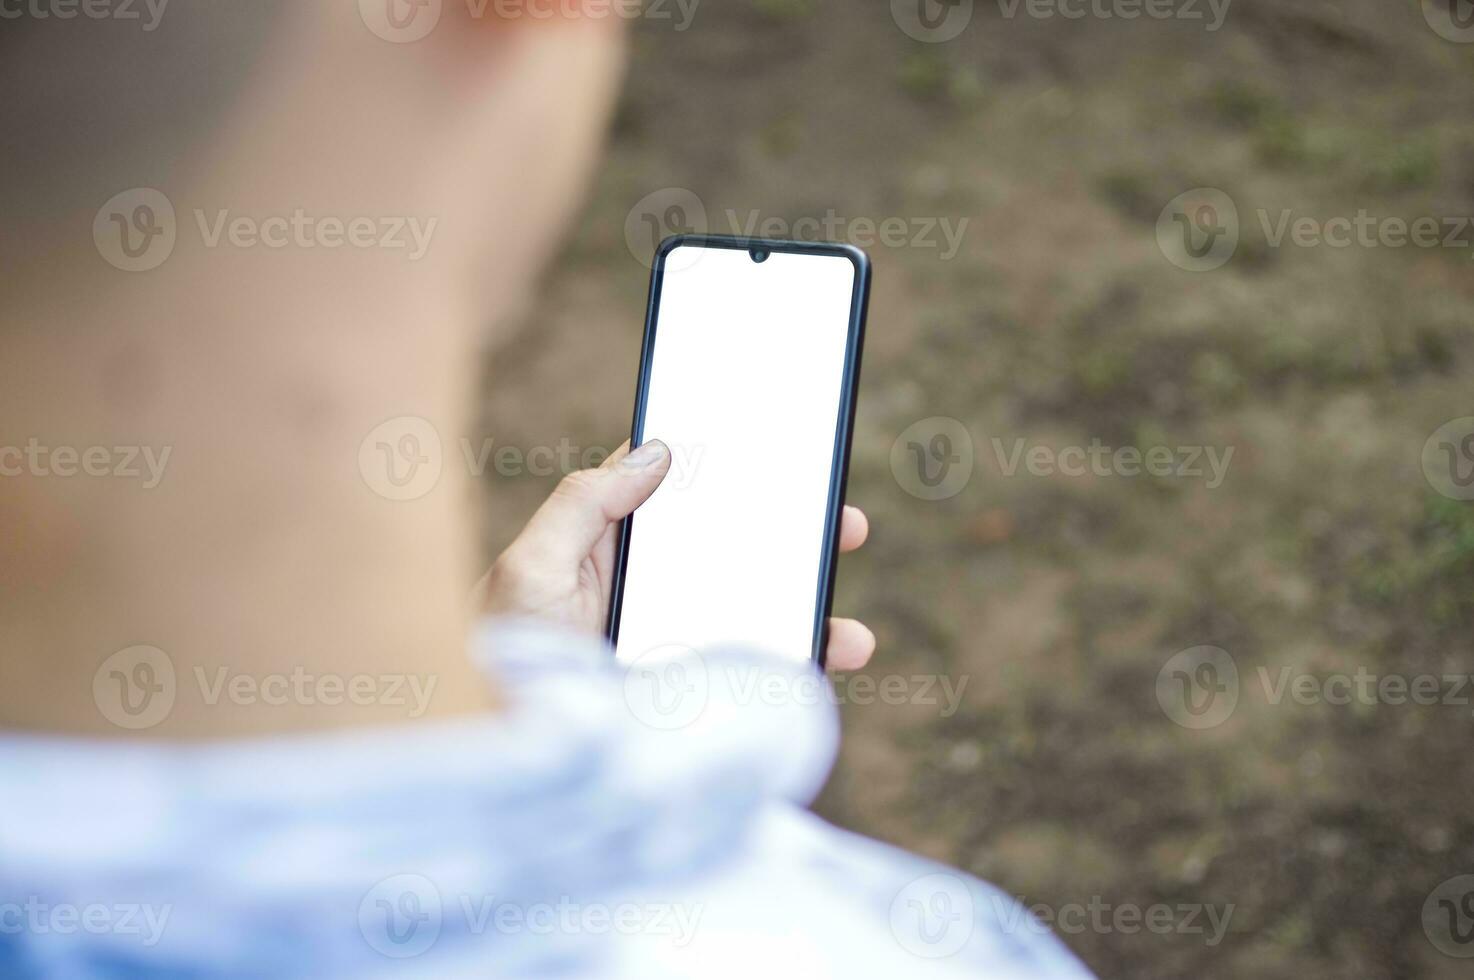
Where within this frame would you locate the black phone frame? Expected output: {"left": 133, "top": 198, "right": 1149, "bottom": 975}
{"left": 603, "top": 233, "right": 872, "bottom": 669}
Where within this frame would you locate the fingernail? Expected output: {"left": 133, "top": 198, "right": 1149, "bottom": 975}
{"left": 623, "top": 440, "right": 670, "bottom": 470}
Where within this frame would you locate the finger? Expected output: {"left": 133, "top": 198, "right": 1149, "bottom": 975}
{"left": 838, "top": 505, "right": 869, "bottom": 553}
{"left": 510, "top": 439, "right": 671, "bottom": 568}
{"left": 599, "top": 441, "right": 631, "bottom": 469}
{"left": 824, "top": 617, "right": 876, "bottom": 672}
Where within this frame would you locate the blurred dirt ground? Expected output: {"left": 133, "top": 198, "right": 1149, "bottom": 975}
{"left": 478, "top": 2, "right": 1474, "bottom": 977}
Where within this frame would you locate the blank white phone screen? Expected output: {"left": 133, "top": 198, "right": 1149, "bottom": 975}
{"left": 613, "top": 245, "right": 858, "bottom": 665}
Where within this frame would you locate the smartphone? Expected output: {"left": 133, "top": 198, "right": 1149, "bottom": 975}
{"left": 606, "top": 235, "right": 870, "bottom": 667}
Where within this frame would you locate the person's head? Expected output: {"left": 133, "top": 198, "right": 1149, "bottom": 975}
{"left": 0, "top": 1, "right": 629, "bottom": 736}
{"left": 2, "top": 1, "right": 627, "bottom": 312}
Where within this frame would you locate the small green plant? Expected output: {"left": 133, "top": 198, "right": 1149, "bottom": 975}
{"left": 1360, "top": 137, "right": 1438, "bottom": 191}
{"left": 899, "top": 51, "right": 951, "bottom": 102}
{"left": 1355, "top": 495, "right": 1474, "bottom": 626}
{"left": 1206, "top": 82, "right": 1280, "bottom": 128}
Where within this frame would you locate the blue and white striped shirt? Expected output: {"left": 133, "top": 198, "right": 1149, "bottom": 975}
{"left": 0, "top": 621, "right": 1095, "bottom": 979}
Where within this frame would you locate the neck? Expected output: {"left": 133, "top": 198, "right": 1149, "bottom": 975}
{"left": 0, "top": 245, "right": 499, "bottom": 737}
{"left": 0, "top": 11, "right": 626, "bottom": 738}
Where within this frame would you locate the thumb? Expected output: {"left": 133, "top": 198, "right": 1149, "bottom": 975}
{"left": 511, "top": 439, "right": 672, "bottom": 567}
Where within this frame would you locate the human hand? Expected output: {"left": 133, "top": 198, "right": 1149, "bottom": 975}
{"left": 477, "top": 440, "right": 876, "bottom": 670}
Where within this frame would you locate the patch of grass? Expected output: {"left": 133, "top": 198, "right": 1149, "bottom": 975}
{"left": 1208, "top": 91, "right": 1347, "bottom": 173}
{"left": 1206, "top": 82, "right": 1284, "bottom": 129}
{"left": 1359, "top": 136, "right": 1438, "bottom": 191}
{"left": 1205, "top": 84, "right": 1425, "bottom": 182}
{"left": 1204, "top": 82, "right": 1314, "bottom": 168}
{"left": 1254, "top": 112, "right": 1307, "bottom": 166}
{"left": 1191, "top": 350, "right": 1246, "bottom": 403}
{"left": 1075, "top": 348, "right": 1133, "bottom": 397}
{"left": 898, "top": 51, "right": 951, "bottom": 103}
{"left": 1355, "top": 495, "right": 1474, "bottom": 627}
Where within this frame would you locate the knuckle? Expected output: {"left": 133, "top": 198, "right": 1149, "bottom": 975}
{"left": 489, "top": 551, "right": 527, "bottom": 590}
{"left": 553, "top": 468, "right": 602, "bottom": 504}
{"left": 483, "top": 555, "right": 529, "bottom": 610}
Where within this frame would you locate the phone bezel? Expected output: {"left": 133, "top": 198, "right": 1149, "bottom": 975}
{"left": 604, "top": 234, "right": 872, "bottom": 668}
